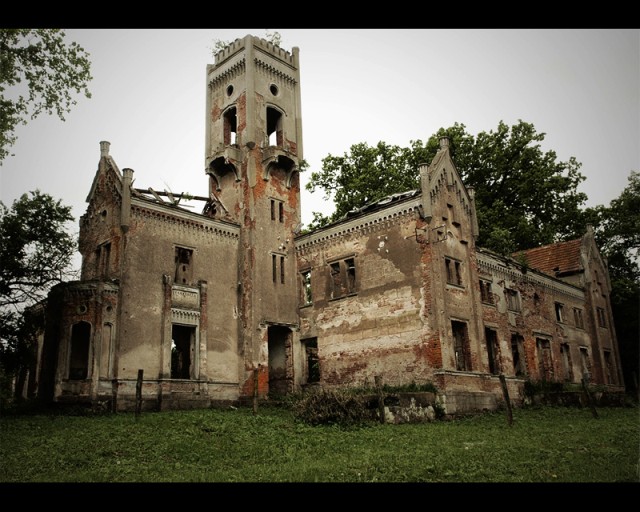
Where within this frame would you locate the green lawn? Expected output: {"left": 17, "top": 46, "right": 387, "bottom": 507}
{"left": 1, "top": 404, "right": 638, "bottom": 483}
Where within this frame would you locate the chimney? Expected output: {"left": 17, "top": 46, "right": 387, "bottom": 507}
{"left": 100, "top": 141, "right": 111, "bottom": 157}
{"left": 439, "top": 137, "right": 450, "bottom": 150}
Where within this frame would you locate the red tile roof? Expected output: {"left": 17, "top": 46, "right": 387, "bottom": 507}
{"left": 515, "top": 238, "right": 583, "bottom": 277}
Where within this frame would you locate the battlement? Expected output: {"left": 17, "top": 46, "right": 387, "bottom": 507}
{"left": 214, "top": 34, "right": 296, "bottom": 67}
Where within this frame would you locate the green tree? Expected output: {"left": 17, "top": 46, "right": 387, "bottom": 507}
{"left": 0, "top": 191, "right": 77, "bottom": 402}
{"left": 306, "top": 121, "right": 589, "bottom": 254}
{"left": 0, "top": 28, "right": 92, "bottom": 164}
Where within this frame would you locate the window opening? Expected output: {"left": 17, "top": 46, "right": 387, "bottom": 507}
{"left": 280, "top": 256, "right": 285, "bottom": 284}
{"left": 560, "top": 343, "right": 573, "bottom": 382}
{"left": 510, "top": 333, "right": 526, "bottom": 376}
{"left": 266, "top": 106, "right": 283, "bottom": 147}
{"left": 445, "top": 257, "right": 462, "bottom": 286}
{"left": 171, "top": 324, "right": 195, "bottom": 379}
{"left": 505, "top": 288, "right": 521, "bottom": 312}
{"left": 480, "top": 280, "right": 493, "bottom": 304}
{"left": 597, "top": 307, "right": 607, "bottom": 328}
{"left": 536, "top": 338, "right": 553, "bottom": 381}
{"left": 300, "top": 270, "right": 312, "bottom": 305}
{"left": 573, "top": 308, "right": 584, "bottom": 329}
{"left": 69, "top": 321, "right": 91, "bottom": 380}
{"left": 302, "top": 337, "right": 320, "bottom": 384}
{"left": 555, "top": 302, "right": 565, "bottom": 323}
{"left": 223, "top": 106, "right": 237, "bottom": 145}
{"left": 603, "top": 350, "right": 613, "bottom": 384}
{"left": 485, "top": 327, "right": 500, "bottom": 375}
{"left": 175, "top": 247, "right": 193, "bottom": 285}
{"left": 580, "top": 347, "right": 592, "bottom": 380}
{"left": 452, "top": 320, "right": 471, "bottom": 371}
{"left": 272, "top": 254, "right": 277, "bottom": 283}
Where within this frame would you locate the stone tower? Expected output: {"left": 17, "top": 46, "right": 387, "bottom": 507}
{"left": 205, "top": 35, "right": 303, "bottom": 398}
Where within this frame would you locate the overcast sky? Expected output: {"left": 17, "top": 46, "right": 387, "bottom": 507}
{"left": 2, "top": 29, "right": 638, "bottom": 258}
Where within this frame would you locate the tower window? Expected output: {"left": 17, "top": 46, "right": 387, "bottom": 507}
{"left": 480, "top": 280, "right": 493, "bottom": 304}
{"left": 270, "top": 83, "right": 279, "bottom": 96}
{"left": 266, "top": 106, "right": 283, "bottom": 147}
{"left": 597, "top": 307, "right": 607, "bottom": 328}
{"left": 445, "top": 257, "right": 463, "bottom": 287}
{"left": 223, "top": 106, "right": 237, "bottom": 145}
{"left": 271, "top": 199, "right": 284, "bottom": 222}
{"left": 226, "top": 84, "right": 234, "bottom": 97}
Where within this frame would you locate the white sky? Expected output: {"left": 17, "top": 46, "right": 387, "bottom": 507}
{"left": 1, "top": 29, "right": 638, "bottom": 262}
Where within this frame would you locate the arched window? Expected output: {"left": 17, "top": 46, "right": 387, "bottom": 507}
{"left": 266, "top": 106, "right": 283, "bottom": 147}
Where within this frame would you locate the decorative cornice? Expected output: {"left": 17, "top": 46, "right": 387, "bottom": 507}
{"left": 208, "top": 58, "right": 246, "bottom": 90}
{"left": 255, "top": 57, "right": 296, "bottom": 85}
{"left": 296, "top": 197, "right": 421, "bottom": 253}
{"left": 171, "top": 308, "right": 201, "bottom": 325}
{"left": 131, "top": 200, "right": 240, "bottom": 241}
{"left": 477, "top": 251, "right": 584, "bottom": 300}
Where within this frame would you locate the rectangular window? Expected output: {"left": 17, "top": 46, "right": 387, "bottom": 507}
{"left": 510, "top": 333, "right": 527, "bottom": 377}
{"left": 505, "top": 288, "right": 521, "bottom": 312}
{"left": 597, "top": 307, "right": 607, "bottom": 328}
{"left": 272, "top": 254, "right": 277, "bottom": 283}
{"left": 560, "top": 343, "right": 573, "bottom": 382}
{"left": 480, "top": 280, "right": 493, "bottom": 304}
{"left": 300, "top": 270, "right": 312, "bottom": 305}
{"left": 280, "top": 256, "right": 285, "bottom": 284}
{"left": 445, "top": 257, "right": 463, "bottom": 286}
{"left": 452, "top": 320, "right": 471, "bottom": 371}
{"left": 271, "top": 200, "right": 276, "bottom": 221}
{"left": 485, "top": 327, "right": 500, "bottom": 375}
{"left": 555, "top": 302, "right": 565, "bottom": 323}
{"left": 329, "top": 257, "right": 357, "bottom": 299}
{"left": 271, "top": 199, "right": 284, "bottom": 222}
{"left": 97, "top": 242, "right": 111, "bottom": 279}
{"left": 175, "top": 247, "right": 193, "bottom": 285}
{"left": 302, "top": 337, "right": 320, "bottom": 384}
{"left": 279, "top": 202, "right": 284, "bottom": 223}
{"left": 573, "top": 308, "right": 584, "bottom": 329}
{"left": 603, "top": 350, "right": 613, "bottom": 384}
{"left": 536, "top": 337, "right": 553, "bottom": 381}
{"left": 580, "top": 347, "right": 592, "bottom": 380}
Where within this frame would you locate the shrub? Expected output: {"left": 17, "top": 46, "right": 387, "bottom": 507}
{"left": 291, "top": 388, "right": 375, "bottom": 427}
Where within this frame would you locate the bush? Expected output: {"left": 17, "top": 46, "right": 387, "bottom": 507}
{"left": 291, "top": 388, "right": 375, "bottom": 427}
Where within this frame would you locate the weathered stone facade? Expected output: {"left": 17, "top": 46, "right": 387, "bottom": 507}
{"left": 25, "top": 35, "right": 624, "bottom": 414}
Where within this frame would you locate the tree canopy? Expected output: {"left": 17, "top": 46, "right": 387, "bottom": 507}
{"left": 306, "top": 120, "right": 589, "bottom": 254}
{"left": 0, "top": 28, "right": 92, "bottom": 164}
{"left": 0, "top": 190, "right": 77, "bottom": 311}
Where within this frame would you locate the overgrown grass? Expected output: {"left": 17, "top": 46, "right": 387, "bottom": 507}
{"left": 1, "top": 404, "right": 638, "bottom": 483}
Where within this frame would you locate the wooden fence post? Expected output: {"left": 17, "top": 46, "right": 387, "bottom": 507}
{"left": 253, "top": 367, "right": 259, "bottom": 415}
{"left": 499, "top": 374, "right": 513, "bottom": 426}
{"left": 135, "top": 369, "right": 143, "bottom": 420}
{"left": 375, "top": 375, "right": 385, "bottom": 424}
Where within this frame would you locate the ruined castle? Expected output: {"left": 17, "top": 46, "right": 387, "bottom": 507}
{"left": 25, "top": 35, "right": 624, "bottom": 414}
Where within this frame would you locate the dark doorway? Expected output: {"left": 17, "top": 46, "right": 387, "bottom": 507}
{"left": 268, "top": 325, "right": 292, "bottom": 396}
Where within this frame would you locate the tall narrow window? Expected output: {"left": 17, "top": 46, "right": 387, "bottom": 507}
{"left": 573, "top": 308, "right": 584, "bottom": 329}
{"left": 505, "top": 288, "right": 521, "bottom": 312}
{"left": 280, "top": 256, "right": 285, "bottom": 284}
{"left": 485, "top": 327, "right": 500, "bottom": 375}
{"left": 300, "top": 270, "right": 312, "bottom": 305}
{"left": 266, "top": 106, "right": 283, "bottom": 147}
{"left": 271, "top": 200, "right": 276, "bottom": 221}
{"left": 555, "top": 302, "right": 565, "bottom": 323}
{"left": 445, "top": 257, "right": 463, "bottom": 286}
{"left": 223, "top": 106, "right": 237, "bottom": 145}
{"left": 452, "top": 320, "right": 471, "bottom": 371}
{"left": 302, "top": 337, "right": 320, "bottom": 384}
{"left": 580, "top": 347, "right": 592, "bottom": 380}
{"left": 597, "top": 307, "right": 607, "bottom": 328}
{"left": 536, "top": 338, "right": 553, "bottom": 381}
{"left": 278, "top": 202, "right": 284, "bottom": 223}
{"left": 603, "top": 350, "right": 613, "bottom": 384}
{"left": 96, "top": 242, "right": 111, "bottom": 279}
{"left": 272, "top": 254, "right": 277, "bottom": 283}
{"left": 69, "top": 321, "right": 91, "bottom": 380}
{"left": 345, "top": 258, "right": 356, "bottom": 294}
{"left": 560, "top": 343, "right": 573, "bottom": 382}
{"left": 175, "top": 247, "right": 193, "bottom": 285}
{"left": 510, "top": 333, "right": 526, "bottom": 376}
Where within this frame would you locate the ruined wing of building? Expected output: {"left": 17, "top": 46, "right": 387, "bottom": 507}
{"left": 19, "top": 35, "right": 624, "bottom": 414}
